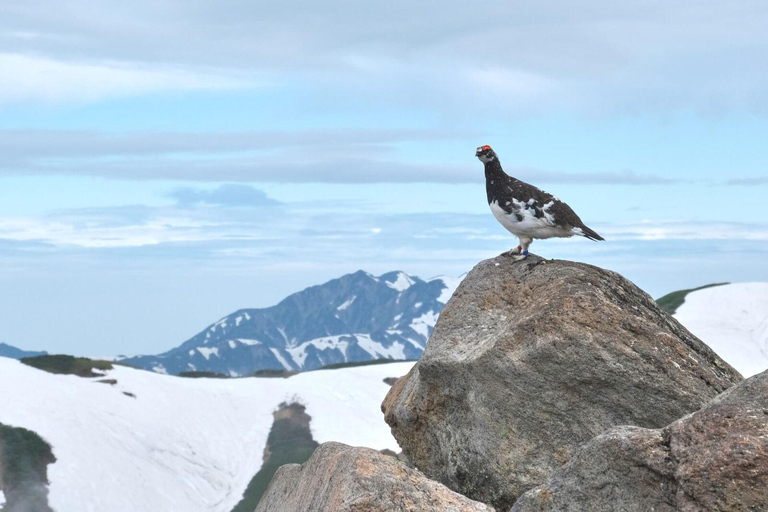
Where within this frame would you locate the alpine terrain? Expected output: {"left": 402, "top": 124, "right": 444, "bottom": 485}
{"left": 122, "top": 271, "right": 461, "bottom": 376}
{"left": 0, "top": 357, "right": 414, "bottom": 512}
{"left": 673, "top": 282, "right": 768, "bottom": 377}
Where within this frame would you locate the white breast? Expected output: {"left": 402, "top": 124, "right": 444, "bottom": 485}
{"left": 489, "top": 200, "right": 572, "bottom": 239}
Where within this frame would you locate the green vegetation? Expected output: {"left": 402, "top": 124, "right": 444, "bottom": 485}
{"left": 20, "top": 354, "right": 116, "bottom": 377}
{"left": 230, "top": 403, "right": 319, "bottom": 512}
{"left": 316, "top": 358, "right": 417, "bottom": 371}
{"left": 178, "top": 370, "right": 230, "bottom": 379}
{"left": 251, "top": 368, "right": 298, "bottom": 378}
{"left": 0, "top": 423, "right": 56, "bottom": 512}
{"left": 655, "top": 283, "right": 729, "bottom": 315}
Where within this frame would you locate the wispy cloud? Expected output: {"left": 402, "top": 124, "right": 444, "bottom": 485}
{"left": 0, "top": 53, "right": 257, "bottom": 103}
{"left": 726, "top": 176, "right": 768, "bottom": 186}
{"left": 0, "top": 128, "right": 674, "bottom": 184}
{"left": 169, "top": 184, "right": 281, "bottom": 207}
{"left": 2, "top": 1, "right": 767, "bottom": 112}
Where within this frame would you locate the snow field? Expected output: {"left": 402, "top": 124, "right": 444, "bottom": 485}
{"left": 674, "top": 282, "right": 768, "bottom": 377}
{"left": 0, "top": 358, "right": 414, "bottom": 512}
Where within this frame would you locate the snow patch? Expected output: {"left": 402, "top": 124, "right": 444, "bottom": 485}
{"left": 151, "top": 364, "right": 168, "bottom": 375}
{"left": 410, "top": 311, "right": 439, "bottom": 339}
{"left": 228, "top": 340, "right": 237, "bottom": 349}
{"left": 385, "top": 272, "right": 414, "bottom": 292}
{"left": 237, "top": 339, "right": 261, "bottom": 346}
{"left": 337, "top": 296, "right": 356, "bottom": 311}
{"left": 675, "top": 282, "right": 768, "bottom": 377}
{"left": 286, "top": 336, "right": 350, "bottom": 368}
{"left": 356, "top": 334, "right": 406, "bottom": 360}
{"left": 269, "top": 348, "right": 293, "bottom": 371}
{"left": 431, "top": 275, "right": 465, "bottom": 304}
{"left": 188, "top": 350, "right": 195, "bottom": 356}
{"left": 196, "top": 347, "right": 219, "bottom": 360}
{"left": 235, "top": 315, "right": 243, "bottom": 327}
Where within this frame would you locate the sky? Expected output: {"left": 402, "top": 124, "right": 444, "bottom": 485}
{"left": 1, "top": 0, "right": 767, "bottom": 357}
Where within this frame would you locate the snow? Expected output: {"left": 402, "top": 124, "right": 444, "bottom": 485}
{"left": 337, "top": 296, "right": 356, "bottom": 311}
{"left": 356, "top": 334, "right": 406, "bottom": 360}
{"left": 286, "top": 336, "right": 350, "bottom": 368}
{"left": 385, "top": 272, "right": 414, "bottom": 292}
{"left": 0, "top": 490, "right": 4, "bottom": 507}
{"left": 410, "top": 311, "right": 439, "bottom": 339}
{"left": 196, "top": 347, "right": 219, "bottom": 360}
{"left": 674, "top": 282, "right": 768, "bottom": 378}
{"left": 235, "top": 315, "right": 244, "bottom": 326}
{"left": 269, "top": 348, "right": 293, "bottom": 370}
{"left": 228, "top": 340, "right": 237, "bottom": 349}
{"left": 431, "top": 275, "right": 464, "bottom": 304}
{"left": 237, "top": 338, "right": 261, "bottom": 346}
{"left": 0, "top": 357, "right": 414, "bottom": 512}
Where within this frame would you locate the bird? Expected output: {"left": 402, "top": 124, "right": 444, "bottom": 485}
{"left": 476, "top": 144, "right": 604, "bottom": 260}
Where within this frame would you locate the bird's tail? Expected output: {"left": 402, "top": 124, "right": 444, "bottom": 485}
{"left": 575, "top": 224, "right": 605, "bottom": 241}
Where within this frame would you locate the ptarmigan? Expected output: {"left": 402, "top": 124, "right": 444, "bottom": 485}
{"left": 476, "top": 145, "right": 604, "bottom": 260}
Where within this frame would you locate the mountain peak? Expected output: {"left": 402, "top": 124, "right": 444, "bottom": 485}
{"left": 380, "top": 271, "right": 416, "bottom": 292}
{"left": 122, "top": 270, "right": 464, "bottom": 376}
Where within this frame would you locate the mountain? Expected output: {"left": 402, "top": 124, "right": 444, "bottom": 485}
{"left": 0, "top": 342, "right": 47, "bottom": 359}
{"left": 0, "top": 356, "right": 414, "bottom": 512}
{"left": 122, "top": 271, "right": 462, "bottom": 376}
{"left": 672, "top": 282, "right": 768, "bottom": 377}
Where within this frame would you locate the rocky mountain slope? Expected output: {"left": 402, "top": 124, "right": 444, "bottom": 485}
{"left": 122, "top": 271, "right": 460, "bottom": 376}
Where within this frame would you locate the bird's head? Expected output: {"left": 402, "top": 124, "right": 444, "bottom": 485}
{"left": 475, "top": 145, "right": 497, "bottom": 164}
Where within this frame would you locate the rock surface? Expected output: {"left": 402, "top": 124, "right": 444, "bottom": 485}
{"left": 382, "top": 254, "right": 742, "bottom": 510}
{"left": 254, "top": 441, "right": 494, "bottom": 512}
{"left": 512, "top": 369, "right": 768, "bottom": 511}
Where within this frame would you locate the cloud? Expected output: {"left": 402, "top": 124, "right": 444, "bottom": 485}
{"left": 0, "top": 128, "right": 675, "bottom": 184}
{"left": 169, "top": 184, "right": 281, "bottom": 207}
{"left": 726, "top": 176, "right": 768, "bottom": 186}
{"left": 0, "top": 53, "right": 257, "bottom": 103}
{"left": 2, "top": 1, "right": 768, "bottom": 112}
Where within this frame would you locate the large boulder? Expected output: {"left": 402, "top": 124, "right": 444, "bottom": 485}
{"left": 382, "top": 254, "right": 742, "bottom": 510}
{"left": 512, "top": 369, "right": 768, "bottom": 511}
{"left": 255, "top": 442, "right": 494, "bottom": 512}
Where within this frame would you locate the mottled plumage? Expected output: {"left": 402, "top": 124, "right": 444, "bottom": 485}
{"left": 476, "top": 145, "right": 604, "bottom": 260}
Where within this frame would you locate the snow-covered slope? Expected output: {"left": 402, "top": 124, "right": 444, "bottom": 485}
{"left": 674, "top": 282, "right": 768, "bottom": 378}
{"left": 0, "top": 357, "right": 414, "bottom": 512}
{"left": 123, "top": 270, "right": 463, "bottom": 376}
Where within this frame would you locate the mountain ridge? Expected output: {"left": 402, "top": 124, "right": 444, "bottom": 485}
{"left": 122, "top": 270, "right": 461, "bottom": 376}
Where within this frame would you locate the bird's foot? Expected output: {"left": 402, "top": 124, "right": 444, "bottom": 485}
{"left": 503, "top": 246, "right": 529, "bottom": 261}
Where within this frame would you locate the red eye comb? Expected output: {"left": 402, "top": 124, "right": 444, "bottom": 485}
{"left": 481, "top": 145, "right": 491, "bottom": 150}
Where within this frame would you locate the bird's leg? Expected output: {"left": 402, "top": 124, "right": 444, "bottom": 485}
{"left": 511, "top": 237, "right": 532, "bottom": 261}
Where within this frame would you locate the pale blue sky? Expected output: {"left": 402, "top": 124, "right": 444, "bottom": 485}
{"left": 1, "top": 0, "right": 767, "bottom": 356}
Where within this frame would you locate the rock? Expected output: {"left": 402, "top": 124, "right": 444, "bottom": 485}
{"left": 382, "top": 254, "right": 742, "bottom": 510}
{"left": 512, "top": 369, "right": 768, "bottom": 511}
{"left": 255, "top": 442, "right": 494, "bottom": 512}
